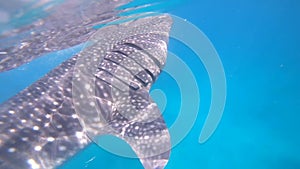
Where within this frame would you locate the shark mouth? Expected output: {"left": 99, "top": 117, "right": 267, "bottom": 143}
{"left": 0, "top": 14, "right": 173, "bottom": 169}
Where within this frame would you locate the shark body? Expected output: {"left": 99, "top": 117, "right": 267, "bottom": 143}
{"left": 0, "top": 14, "right": 172, "bottom": 169}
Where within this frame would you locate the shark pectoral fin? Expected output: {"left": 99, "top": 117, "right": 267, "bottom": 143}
{"left": 91, "top": 88, "right": 171, "bottom": 169}
{"left": 120, "top": 103, "right": 170, "bottom": 169}
{"left": 72, "top": 14, "right": 173, "bottom": 169}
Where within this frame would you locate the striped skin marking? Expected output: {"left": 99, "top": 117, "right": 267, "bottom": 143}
{"left": 73, "top": 14, "right": 172, "bottom": 169}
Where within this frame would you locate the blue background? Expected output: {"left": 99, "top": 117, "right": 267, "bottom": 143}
{"left": 1, "top": 0, "right": 299, "bottom": 168}
{"left": 62, "top": 0, "right": 300, "bottom": 168}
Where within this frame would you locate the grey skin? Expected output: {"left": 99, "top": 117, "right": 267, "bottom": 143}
{"left": 0, "top": 14, "right": 172, "bottom": 169}
{"left": 0, "top": 0, "right": 130, "bottom": 72}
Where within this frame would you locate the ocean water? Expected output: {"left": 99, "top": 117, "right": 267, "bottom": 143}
{"left": 62, "top": 1, "right": 300, "bottom": 169}
{"left": 1, "top": 0, "right": 300, "bottom": 169}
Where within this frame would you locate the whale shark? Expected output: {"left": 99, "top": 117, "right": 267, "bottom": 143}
{"left": 0, "top": 14, "right": 172, "bottom": 169}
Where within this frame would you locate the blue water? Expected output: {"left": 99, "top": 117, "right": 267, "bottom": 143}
{"left": 1, "top": 0, "right": 300, "bottom": 168}
{"left": 62, "top": 1, "right": 300, "bottom": 169}
{"left": 0, "top": 43, "right": 85, "bottom": 103}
